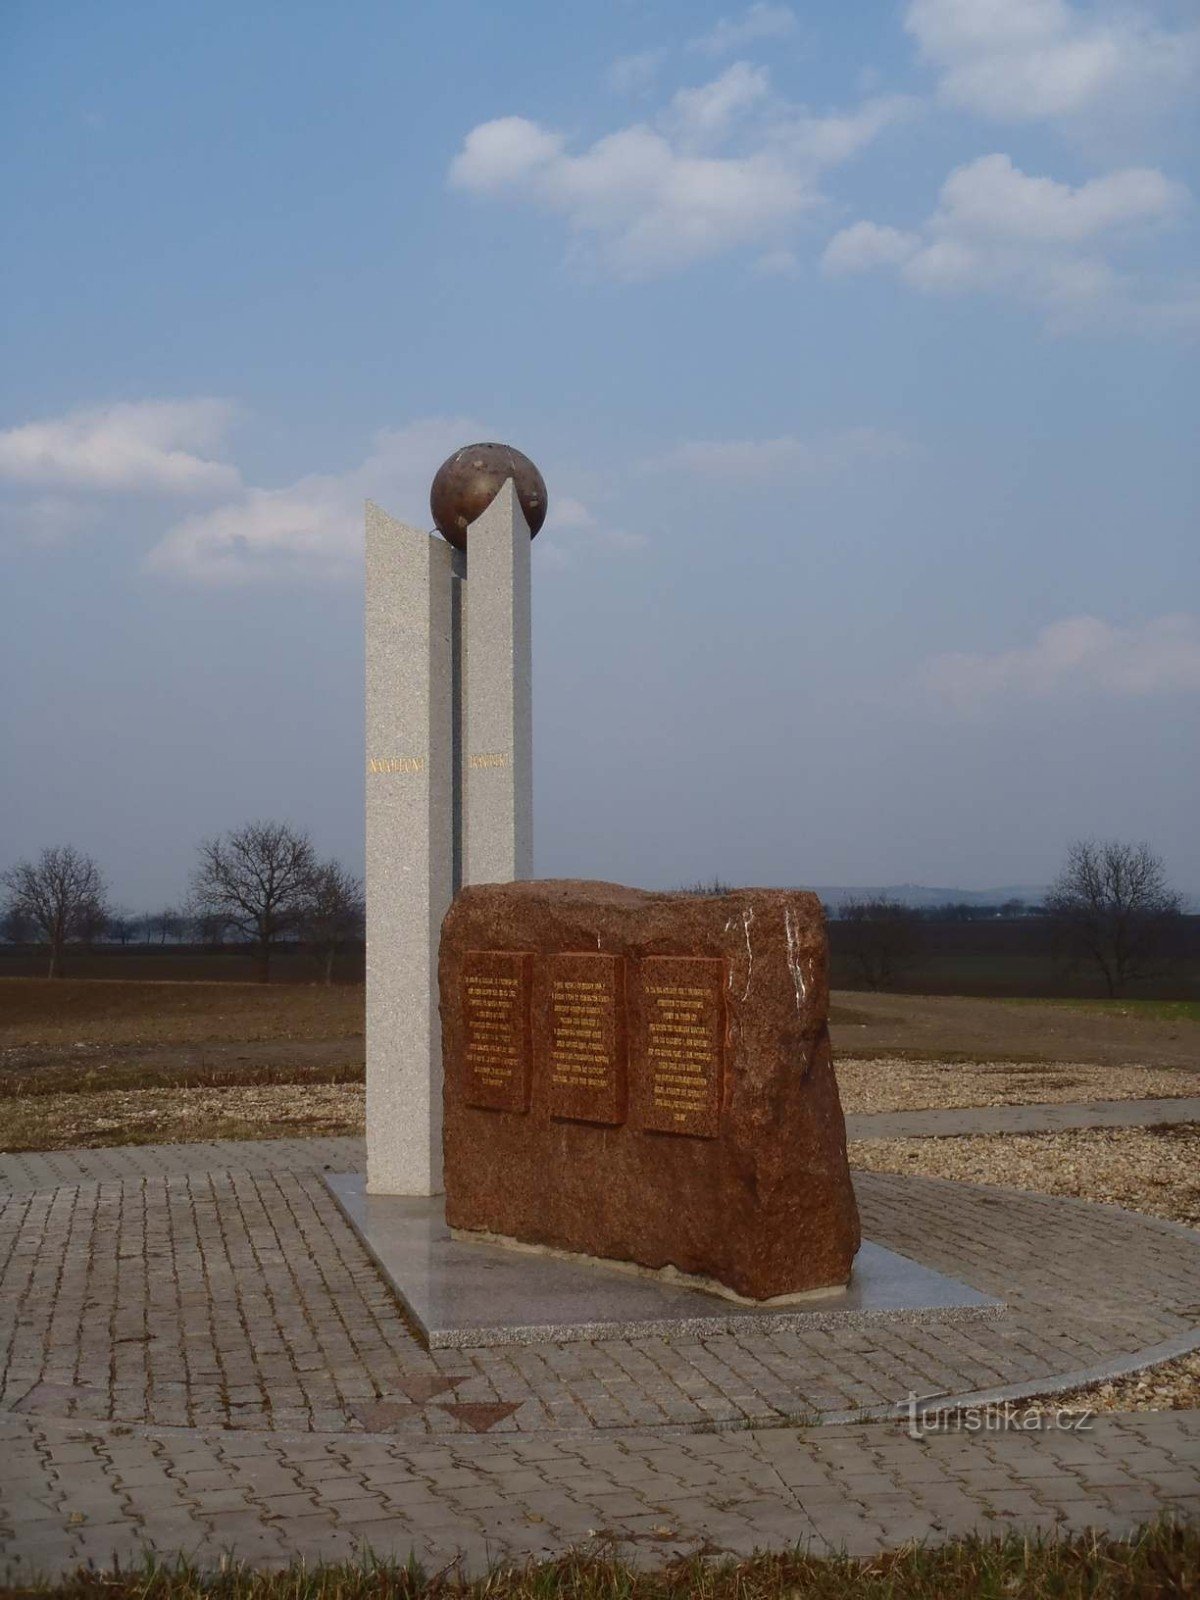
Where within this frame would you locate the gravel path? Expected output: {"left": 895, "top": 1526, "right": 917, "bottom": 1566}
{"left": 846, "top": 1096, "right": 1200, "bottom": 1139}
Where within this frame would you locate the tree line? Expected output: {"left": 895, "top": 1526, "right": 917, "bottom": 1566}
{"left": 1, "top": 822, "right": 363, "bottom": 983}
{"left": 832, "top": 839, "right": 1186, "bottom": 997}
{"left": 3, "top": 832, "right": 1186, "bottom": 996}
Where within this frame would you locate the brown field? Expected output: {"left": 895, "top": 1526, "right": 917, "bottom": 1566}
{"left": 831, "top": 991, "right": 1200, "bottom": 1069}
{"left": 1, "top": 976, "right": 1196, "bottom": 1151}
{"left": 0, "top": 976, "right": 363, "bottom": 1047}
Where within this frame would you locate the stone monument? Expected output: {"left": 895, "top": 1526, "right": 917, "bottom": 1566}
{"left": 364, "top": 443, "right": 546, "bottom": 1196}
{"left": 439, "top": 880, "right": 861, "bottom": 1301}
{"left": 334, "top": 446, "right": 995, "bottom": 1343}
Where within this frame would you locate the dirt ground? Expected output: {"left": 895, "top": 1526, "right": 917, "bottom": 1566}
{"left": 830, "top": 992, "right": 1200, "bottom": 1068}
{"left": 0, "top": 978, "right": 363, "bottom": 1048}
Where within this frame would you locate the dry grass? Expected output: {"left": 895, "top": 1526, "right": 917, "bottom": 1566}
{"left": 835, "top": 1056, "right": 1200, "bottom": 1116}
{"left": 0, "top": 1083, "right": 365, "bottom": 1152}
{"left": 3, "top": 1522, "right": 1196, "bottom": 1599}
{"left": 0, "top": 979, "right": 363, "bottom": 1048}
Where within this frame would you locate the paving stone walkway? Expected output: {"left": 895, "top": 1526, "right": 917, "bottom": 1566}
{"left": 1, "top": 1135, "right": 1198, "bottom": 1577}
{"left": 846, "top": 1096, "right": 1200, "bottom": 1140}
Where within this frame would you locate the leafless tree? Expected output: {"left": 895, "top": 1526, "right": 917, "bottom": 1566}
{"left": 2, "top": 904, "right": 35, "bottom": 944}
{"left": 1044, "top": 839, "right": 1182, "bottom": 996}
{"left": 301, "top": 861, "right": 365, "bottom": 984}
{"left": 1, "top": 845, "right": 109, "bottom": 978}
{"left": 836, "top": 895, "right": 921, "bottom": 990}
{"left": 189, "top": 821, "right": 317, "bottom": 983}
{"left": 147, "top": 906, "right": 186, "bottom": 945}
{"left": 105, "top": 908, "right": 137, "bottom": 946}
{"left": 192, "top": 910, "right": 232, "bottom": 948}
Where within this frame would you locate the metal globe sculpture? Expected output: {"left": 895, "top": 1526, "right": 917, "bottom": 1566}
{"left": 430, "top": 443, "right": 547, "bottom": 552}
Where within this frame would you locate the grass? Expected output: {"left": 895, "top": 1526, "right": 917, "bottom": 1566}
{"left": 3, "top": 1524, "right": 1197, "bottom": 1599}
{"left": 1001, "top": 998, "right": 1200, "bottom": 1025}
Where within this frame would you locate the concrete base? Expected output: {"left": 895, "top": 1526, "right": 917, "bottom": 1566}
{"left": 326, "top": 1174, "right": 1002, "bottom": 1349}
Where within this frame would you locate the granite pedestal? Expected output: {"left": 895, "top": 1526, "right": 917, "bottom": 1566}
{"left": 326, "top": 1174, "right": 1000, "bottom": 1349}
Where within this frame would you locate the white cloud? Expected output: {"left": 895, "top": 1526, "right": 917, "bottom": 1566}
{"left": 904, "top": 0, "right": 1199, "bottom": 123}
{"left": 690, "top": 4, "right": 798, "bottom": 58}
{"left": 146, "top": 418, "right": 479, "bottom": 584}
{"left": 919, "top": 614, "right": 1200, "bottom": 709}
{"left": 822, "top": 220, "right": 920, "bottom": 273}
{"left": 449, "top": 69, "right": 911, "bottom": 278}
{"left": 538, "top": 495, "right": 647, "bottom": 569}
{"left": 0, "top": 400, "right": 239, "bottom": 494}
{"left": 607, "top": 50, "right": 666, "bottom": 97}
{"left": 823, "top": 152, "right": 1189, "bottom": 326}
{"left": 655, "top": 427, "right": 911, "bottom": 479}
{"left": 145, "top": 418, "right": 637, "bottom": 584}
{"left": 666, "top": 62, "right": 771, "bottom": 148}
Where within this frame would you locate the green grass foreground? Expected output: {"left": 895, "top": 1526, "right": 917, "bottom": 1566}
{"left": 4, "top": 1524, "right": 1198, "bottom": 1600}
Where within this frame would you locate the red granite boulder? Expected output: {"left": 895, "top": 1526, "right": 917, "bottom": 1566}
{"left": 439, "top": 880, "right": 860, "bottom": 1301}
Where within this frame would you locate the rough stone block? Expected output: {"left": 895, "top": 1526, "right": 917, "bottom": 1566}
{"left": 440, "top": 880, "right": 860, "bottom": 1300}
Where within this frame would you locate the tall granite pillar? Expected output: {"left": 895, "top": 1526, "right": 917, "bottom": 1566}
{"left": 364, "top": 502, "right": 456, "bottom": 1196}
{"left": 463, "top": 479, "right": 533, "bottom": 885}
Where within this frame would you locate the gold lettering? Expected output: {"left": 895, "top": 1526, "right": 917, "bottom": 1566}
{"left": 367, "top": 755, "right": 426, "bottom": 775}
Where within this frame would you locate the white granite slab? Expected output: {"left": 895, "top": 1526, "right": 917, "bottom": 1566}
{"left": 326, "top": 1174, "right": 1002, "bottom": 1349}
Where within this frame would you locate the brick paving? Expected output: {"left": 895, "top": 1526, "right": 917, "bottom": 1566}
{"left": 1, "top": 1136, "right": 1198, "bottom": 1576}
{"left": 1, "top": 1407, "right": 1197, "bottom": 1578}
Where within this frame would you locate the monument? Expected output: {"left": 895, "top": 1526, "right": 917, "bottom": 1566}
{"left": 440, "top": 880, "right": 861, "bottom": 1301}
{"left": 364, "top": 443, "right": 544, "bottom": 1196}
{"left": 336, "top": 442, "right": 995, "bottom": 1342}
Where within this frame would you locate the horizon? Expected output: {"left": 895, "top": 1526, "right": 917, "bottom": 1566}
{"left": 2, "top": 0, "right": 1197, "bottom": 907}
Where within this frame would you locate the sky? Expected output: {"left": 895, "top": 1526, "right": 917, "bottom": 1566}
{"left": 2, "top": 0, "right": 1198, "bottom": 911}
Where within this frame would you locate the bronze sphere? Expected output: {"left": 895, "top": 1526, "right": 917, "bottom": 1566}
{"left": 430, "top": 443, "right": 547, "bottom": 552}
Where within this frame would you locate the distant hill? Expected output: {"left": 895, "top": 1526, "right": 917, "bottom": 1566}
{"left": 812, "top": 883, "right": 1199, "bottom": 913}
{"left": 812, "top": 884, "right": 1047, "bottom": 911}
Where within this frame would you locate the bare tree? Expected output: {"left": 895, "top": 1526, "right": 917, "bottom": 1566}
{"left": 147, "top": 906, "right": 186, "bottom": 945}
{"left": 1, "top": 904, "right": 35, "bottom": 944}
{"left": 1, "top": 845, "right": 108, "bottom": 978}
{"left": 192, "top": 910, "right": 232, "bottom": 948}
{"left": 1044, "top": 839, "right": 1182, "bottom": 996}
{"left": 836, "top": 895, "right": 921, "bottom": 990}
{"left": 189, "top": 821, "right": 317, "bottom": 983}
{"left": 301, "top": 861, "right": 365, "bottom": 984}
{"left": 105, "top": 908, "right": 137, "bottom": 946}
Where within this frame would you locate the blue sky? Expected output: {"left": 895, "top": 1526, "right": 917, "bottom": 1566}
{"left": 2, "top": 0, "right": 1198, "bottom": 910}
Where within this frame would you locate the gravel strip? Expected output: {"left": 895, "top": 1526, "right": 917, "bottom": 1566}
{"left": 0, "top": 1082, "right": 366, "bottom": 1151}
{"left": 849, "top": 1122, "right": 1200, "bottom": 1412}
{"left": 836, "top": 1055, "right": 1200, "bottom": 1115}
{"left": 848, "top": 1123, "right": 1200, "bottom": 1227}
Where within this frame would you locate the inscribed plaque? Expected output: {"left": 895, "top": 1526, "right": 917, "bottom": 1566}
{"left": 461, "top": 950, "right": 533, "bottom": 1112}
{"left": 637, "top": 956, "right": 726, "bottom": 1138}
{"left": 545, "top": 953, "right": 626, "bottom": 1125}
